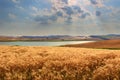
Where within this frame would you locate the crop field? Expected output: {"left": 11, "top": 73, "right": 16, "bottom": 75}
{"left": 0, "top": 46, "right": 120, "bottom": 80}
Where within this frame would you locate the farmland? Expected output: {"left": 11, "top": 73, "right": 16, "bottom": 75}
{"left": 0, "top": 46, "right": 120, "bottom": 80}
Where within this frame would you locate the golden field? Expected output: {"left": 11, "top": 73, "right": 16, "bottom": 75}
{"left": 0, "top": 45, "right": 120, "bottom": 80}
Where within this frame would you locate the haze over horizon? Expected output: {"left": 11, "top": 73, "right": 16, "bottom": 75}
{"left": 0, "top": 0, "right": 120, "bottom": 36}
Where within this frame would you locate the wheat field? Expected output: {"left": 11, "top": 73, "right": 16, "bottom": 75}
{"left": 0, "top": 45, "right": 120, "bottom": 80}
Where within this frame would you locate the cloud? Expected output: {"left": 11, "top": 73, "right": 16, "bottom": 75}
{"left": 35, "top": 15, "right": 49, "bottom": 24}
{"left": 68, "top": 0, "right": 77, "bottom": 6}
{"left": 56, "top": 11, "right": 63, "bottom": 17}
{"left": 32, "top": 6, "right": 38, "bottom": 12}
{"left": 90, "top": 0, "right": 98, "bottom": 4}
{"left": 72, "top": 6, "right": 83, "bottom": 13}
{"left": 11, "top": 0, "right": 20, "bottom": 3}
{"left": 49, "top": 15, "right": 57, "bottom": 21}
{"left": 34, "top": 14, "right": 58, "bottom": 25}
{"left": 96, "top": 11, "right": 101, "bottom": 16}
{"left": 32, "top": 0, "right": 106, "bottom": 25}
{"left": 62, "top": 6, "right": 74, "bottom": 15}
{"left": 16, "top": 5, "right": 24, "bottom": 10}
{"left": 65, "top": 16, "right": 72, "bottom": 24}
{"left": 62, "top": 0, "right": 68, "bottom": 4}
{"left": 81, "top": 12, "right": 90, "bottom": 18}
{"left": 8, "top": 13, "right": 17, "bottom": 19}
{"left": 89, "top": 0, "right": 104, "bottom": 7}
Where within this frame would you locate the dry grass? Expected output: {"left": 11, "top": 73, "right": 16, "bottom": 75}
{"left": 62, "top": 39, "right": 120, "bottom": 49}
{"left": 0, "top": 45, "right": 120, "bottom": 80}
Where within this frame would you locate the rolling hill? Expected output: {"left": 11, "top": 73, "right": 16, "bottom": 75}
{"left": 62, "top": 39, "right": 120, "bottom": 49}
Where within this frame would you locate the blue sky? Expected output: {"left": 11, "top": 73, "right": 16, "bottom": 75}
{"left": 0, "top": 0, "right": 120, "bottom": 36}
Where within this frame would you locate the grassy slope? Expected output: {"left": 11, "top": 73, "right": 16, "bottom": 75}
{"left": 62, "top": 39, "right": 120, "bottom": 49}
{"left": 0, "top": 46, "right": 120, "bottom": 80}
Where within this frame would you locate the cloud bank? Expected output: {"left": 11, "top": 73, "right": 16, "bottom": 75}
{"left": 33, "top": 0, "right": 105, "bottom": 25}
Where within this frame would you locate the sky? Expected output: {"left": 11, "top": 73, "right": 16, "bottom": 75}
{"left": 0, "top": 0, "right": 120, "bottom": 36}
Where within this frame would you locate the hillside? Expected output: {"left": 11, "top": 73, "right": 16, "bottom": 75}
{"left": 90, "top": 34, "right": 120, "bottom": 40}
{"left": 62, "top": 39, "right": 120, "bottom": 49}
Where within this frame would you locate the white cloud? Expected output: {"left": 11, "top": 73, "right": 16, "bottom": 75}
{"left": 68, "top": 0, "right": 77, "bottom": 6}
{"left": 16, "top": 6, "right": 24, "bottom": 10}
{"left": 8, "top": 13, "right": 17, "bottom": 19}
{"left": 30, "top": 0, "right": 108, "bottom": 24}
{"left": 32, "top": 6, "right": 38, "bottom": 12}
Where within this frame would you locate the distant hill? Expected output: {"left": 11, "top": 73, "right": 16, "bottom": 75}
{"left": 90, "top": 34, "right": 120, "bottom": 40}
{"left": 0, "top": 34, "right": 120, "bottom": 41}
{"left": 62, "top": 39, "right": 120, "bottom": 49}
{"left": 0, "top": 35, "right": 92, "bottom": 41}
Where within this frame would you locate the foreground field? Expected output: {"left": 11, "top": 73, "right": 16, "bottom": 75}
{"left": 0, "top": 46, "right": 120, "bottom": 80}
